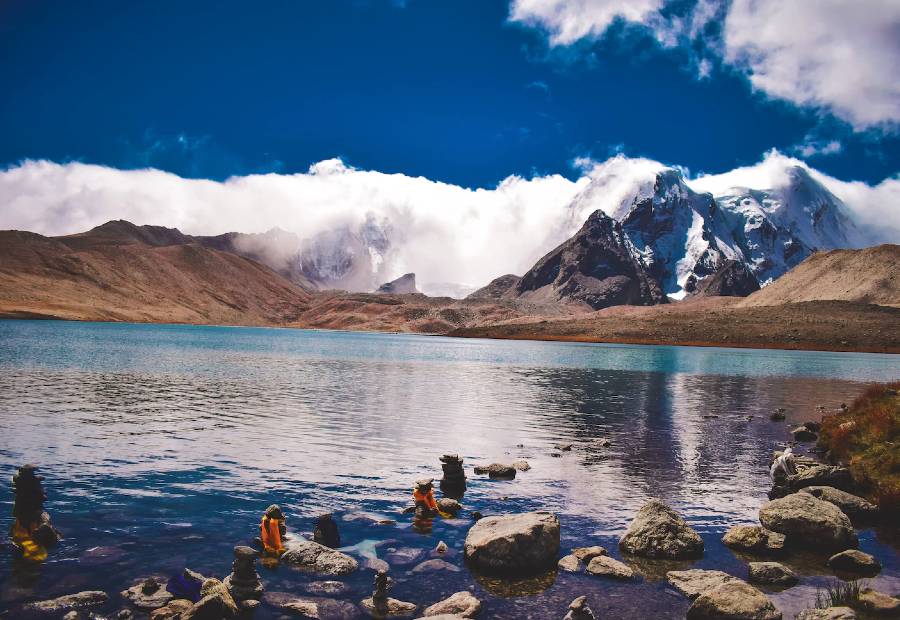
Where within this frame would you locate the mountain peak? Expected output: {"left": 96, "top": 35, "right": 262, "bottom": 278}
{"left": 376, "top": 272, "right": 419, "bottom": 294}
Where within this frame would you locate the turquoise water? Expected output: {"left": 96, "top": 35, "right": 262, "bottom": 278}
{"left": 0, "top": 320, "right": 898, "bottom": 618}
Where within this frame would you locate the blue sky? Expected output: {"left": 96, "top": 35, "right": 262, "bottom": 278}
{"left": 1, "top": 0, "right": 898, "bottom": 187}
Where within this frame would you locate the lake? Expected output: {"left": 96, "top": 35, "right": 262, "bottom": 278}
{"left": 1, "top": 320, "right": 898, "bottom": 618}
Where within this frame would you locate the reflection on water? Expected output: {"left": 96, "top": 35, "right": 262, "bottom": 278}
{"left": 0, "top": 320, "right": 898, "bottom": 618}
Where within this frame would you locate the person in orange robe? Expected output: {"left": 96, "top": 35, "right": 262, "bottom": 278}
{"left": 412, "top": 478, "right": 439, "bottom": 517}
{"left": 259, "top": 504, "right": 286, "bottom": 556}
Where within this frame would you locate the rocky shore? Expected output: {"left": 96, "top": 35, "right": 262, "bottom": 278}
{"left": 8, "top": 398, "right": 900, "bottom": 620}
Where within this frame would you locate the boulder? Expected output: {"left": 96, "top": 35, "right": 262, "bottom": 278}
{"left": 572, "top": 546, "right": 607, "bottom": 562}
{"left": 25, "top": 591, "right": 109, "bottom": 613}
{"left": 666, "top": 570, "right": 740, "bottom": 600}
{"left": 437, "top": 498, "right": 462, "bottom": 516}
{"left": 121, "top": 577, "right": 173, "bottom": 609}
{"left": 792, "top": 427, "right": 818, "bottom": 442}
{"left": 361, "top": 596, "right": 417, "bottom": 617}
{"left": 748, "top": 562, "right": 798, "bottom": 586}
{"left": 511, "top": 460, "right": 531, "bottom": 471}
{"left": 472, "top": 463, "right": 516, "bottom": 479}
{"left": 857, "top": 589, "right": 900, "bottom": 616}
{"left": 800, "top": 487, "right": 878, "bottom": 523}
{"left": 787, "top": 466, "right": 854, "bottom": 493}
{"left": 827, "top": 549, "right": 881, "bottom": 575}
{"left": 584, "top": 555, "right": 635, "bottom": 580}
{"left": 722, "top": 525, "right": 785, "bottom": 554}
{"left": 795, "top": 608, "right": 857, "bottom": 619}
{"left": 558, "top": 554, "right": 582, "bottom": 572}
{"left": 423, "top": 591, "right": 481, "bottom": 617}
{"left": 182, "top": 579, "right": 239, "bottom": 620}
{"left": 464, "top": 511, "right": 560, "bottom": 574}
{"left": 150, "top": 600, "right": 193, "bottom": 620}
{"left": 619, "top": 499, "right": 704, "bottom": 559}
{"left": 281, "top": 540, "right": 359, "bottom": 575}
{"left": 564, "top": 596, "right": 597, "bottom": 620}
{"left": 687, "top": 581, "right": 782, "bottom": 619}
{"left": 759, "top": 493, "right": 857, "bottom": 551}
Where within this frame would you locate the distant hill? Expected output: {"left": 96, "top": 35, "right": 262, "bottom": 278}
{"left": 0, "top": 225, "right": 311, "bottom": 324}
{"left": 376, "top": 273, "right": 419, "bottom": 294}
{"left": 739, "top": 245, "right": 899, "bottom": 308}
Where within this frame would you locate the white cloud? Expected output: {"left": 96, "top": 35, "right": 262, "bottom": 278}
{"left": 509, "top": 0, "right": 900, "bottom": 129}
{"left": 0, "top": 159, "right": 588, "bottom": 293}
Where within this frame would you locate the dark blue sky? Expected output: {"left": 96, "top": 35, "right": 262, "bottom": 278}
{"left": 1, "top": 0, "right": 897, "bottom": 186}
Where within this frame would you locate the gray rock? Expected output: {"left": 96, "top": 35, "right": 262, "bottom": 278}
{"left": 748, "top": 562, "right": 798, "bottom": 586}
{"left": 437, "top": 498, "right": 462, "bottom": 516}
{"left": 787, "top": 466, "right": 854, "bottom": 493}
{"left": 264, "top": 592, "right": 358, "bottom": 619}
{"left": 150, "top": 600, "right": 194, "bottom": 620}
{"left": 800, "top": 487, "right": 878, "bottom": 523}
{"left": 722, "top": 525, "right": 786, "bottom": 554}
{"left": 361, "top": 596, "right": 418, "bottom": 617}
{"left": 121, "top": 577, "right": 173, "bottom": 609}
{"left": 472, "top": 463, "right": 516, "bottom": 479}
{"left": 619, "top": 499, "right": 704, "bottom": 559}
{"left": 304, "top": 581, "right": 350, "bottom": 596}
{"left": 759, "top": 493, "right": 857, "bottom": 551}
{"left": 464, "top": 511, "right": 560, "bottom": 574}
{"left": 666, "top": 570, "right": 740, "bottom": 600}
{"left": 687, "top": 580, "right": 782, "bottom": 619}
{"left": 584, "top": 555, "right": 635, "bottom": 580}
{"left": 572, "top": 546, "right": 607, "bottom": 562}
{"left": 827, "top": 549, "right": 881, "bottom": 575}
{"left": 423, "top": 591, "right": 481, "bottom": 617}
{"left": 511, "top": 460, "right": 531, "bottom": 471}
{"left": 558, "top": 554, "right": 582, "bottom": 572}
{"left": 411, "top": 559, "right": 460, "bottom": 573}
{"left": 182, "top": 579, "right": 239, "bottom": 620}
{"left": 25, "top": 591, "right": 109, "bottom": 613}
{"left": 857, "top": 589, "right": 900, "bottom": 615}
{"left": 794, "top": 608, "right": 857, "bottom": 620}
{"left": 564, "top": 596, "right": 596, "bottom": 620}
{"left": 281, "top": 540, "right": 359, "bottom": 575}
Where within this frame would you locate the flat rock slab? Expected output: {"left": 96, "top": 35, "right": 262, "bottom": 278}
{"left": 827, "top": 549, "right": 881, "bottom": 575}
{"left": 759, "top": 493, "right": 857, "bottom": 551}
{"left": 666, "top": 570, "right": 739, "bottom": 600}
{"left": 464, "top": 511, "right": 560, "bottom": 574}
{"left": 422, "top": 591, "right": 481, "bottom": 617}
{"left": 572, "top": 546, "right": 607, "bottom": 562}
{"left": 686, "top": 580, "right": 782, "bottom": 620}
{"left": 795, "top": 608, "right": 857, "bottom": 619}
{"left": 788, "top": 466, "right": 854, "bottom": 493}
{"left": 721, "top": 525, "right": 785, "bottom": 554}
{"left": 411, "top": 559, "right": 460, "bottom": 573}
{"left": 25, "top": 591, "right": 109, "bottom": 613}
{"left": 619, "top": 499, "right": 704, "bottom": 559}
{"left": 281, "top": 540, "right": 359, "bottom": 576}
{"left": 748, "top": 562, "right": 798, "bottom": 586}
{"left": 585, "top": 555, "right": 634, "bottom": 580}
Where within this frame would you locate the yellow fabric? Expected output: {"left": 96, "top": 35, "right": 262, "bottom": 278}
{"left": 11, "top": 520, "right": 47, "bottom": 562}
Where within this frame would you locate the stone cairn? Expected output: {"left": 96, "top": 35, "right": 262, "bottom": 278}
{"left": 372, "top": 569, "right": 392, "bottom": 613}
{"left": 223, "top": 545, "right": 264, "bottom": 604}
{"left": 564, "top": 596, "right": 596, "bottom": 620}
{"left": 439, "top": 454, "right": 466, "bottom": 497}
{"left": 11, "top": 464, "right": 61, "bottom": 546}
{"left": 313, "top": 513, "right": 340, "bottom": 548}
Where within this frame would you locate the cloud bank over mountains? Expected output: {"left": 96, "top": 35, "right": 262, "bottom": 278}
{"left": 0, "top": 151, "right": 897, "bottom": 295}
{"left": 510, "top": 0, "right": 900, "bottom": 130}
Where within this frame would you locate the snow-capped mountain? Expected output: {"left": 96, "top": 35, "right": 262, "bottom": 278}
{"left": 559, "top": 164, "right": 863, "bottom": 299}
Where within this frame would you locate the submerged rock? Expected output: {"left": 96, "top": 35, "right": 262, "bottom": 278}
{"left": 464, "top": 511, "right": 560, "bottom": 574}
{"left": 265, "top": 591, "right": 358, "bottom": 619}
{"left": 619, "top": 499, "right": 704, "bottom": 559}
{"left": 121, "top": 577, "right": 173, "bottom": 609}
{"left": 411, "top": 559, "right": 460, "bottom": 573}
{"left": 281, "top": 540, "right": 359, "bottom": 575}
{"left": 563, "top": 596, "right": 597, "bottom": 620}
{"left": 584, "top": 555, "right": 635, "bottom": 580}
{"left": 686, "top": 580, "right": 782, "bottom": 619}
{"left": 472, "top": 463, "right": 516, "bottom": 479}
{"left": 722, "top": 525, "right": 785, "bottom": 555}
{"left": 800, "top": 487, "right": 878, "bottom": 523}
{"left": 422, "top": 591, "right": 481, "bottom": 617}
{"left": 25, "top": 591, "right": 109, "bottom": 613}
{"left": 759, "top": 493, "right": 857, "bottom": 551}
{"left": 827, "top": 549, "right": 881, "bottom": 575}
{"left": 747, "top": 562, "right": 798, "bottom": 586}
{"left": 666, "top": 570, "right": 739, "bottom": 600}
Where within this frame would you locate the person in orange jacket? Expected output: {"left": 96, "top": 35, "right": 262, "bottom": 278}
{"left": 259, "top": 504, "right": 286, "bottom": 556}
{"left": 412, "top": 478, "right": 439, "bottom": 518}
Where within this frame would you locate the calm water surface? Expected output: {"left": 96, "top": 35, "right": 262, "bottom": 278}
{"left": 1, "top": 320, "right": 898, "bottom": 618}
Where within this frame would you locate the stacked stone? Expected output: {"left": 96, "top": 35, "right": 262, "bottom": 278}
{"left": 11, "top": 464, "right": 61, "bottom": 546}
{"left": 439, "top": 454, "right": 466, "bottom": 495}
{"left": 223, "top": 546, "right": 264, "bottom": 604}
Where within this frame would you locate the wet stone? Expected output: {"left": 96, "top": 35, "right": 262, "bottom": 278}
{"left": 563, "top": 596, "right": 596, "bottom": 620}
{"left": 121, "top": 576, "right": 173, "bottom": 609}
{"left": 827, "top": 549, "right": 881, "bottom": 575}
{"left": 313, "top": 513, "right": 341, "bottom": 548}
{"left": 422, "top": 591, "right": 481, "bottom": 618}
{"left": 747, "top": 561, "right": 798, "bottom": 586}
{"left": 25, "top": 591, "right": 109, "bottom": 613}
{"left": 223, "top": 545, "right": 264, "bottom": 602}
{"left": 558, "top": 554, "right": 582, "bottom": 572}
{"left": 572, "top": 546, "right": 607, "bottom": 562}
{"left": 585, "top": 555, "right": 634, "bottom": 580}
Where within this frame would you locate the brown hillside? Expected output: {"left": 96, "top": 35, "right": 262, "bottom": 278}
{"left": 0, "top": 229, "right": 310, "bottom": 325}
{"left": 739, "top": 244, "right": 900, "bottom": 308}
